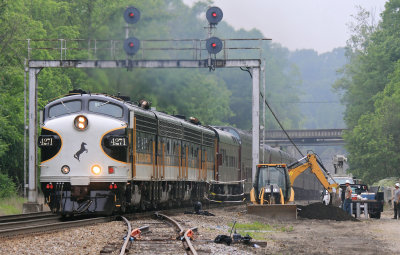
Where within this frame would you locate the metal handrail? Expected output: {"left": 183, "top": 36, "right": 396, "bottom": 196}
{"left": 25, "top": 38, "right": 270, "bottom": 61}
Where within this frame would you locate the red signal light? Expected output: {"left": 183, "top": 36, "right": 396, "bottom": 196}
{"left": 114, "top": 184, "right": 118, "bottom": 189}
{"left": 129, "top": 12, "right": 134, "bottom": 17}
{"left": 212, "top": 43, "right": 217, "bottom": 48}
{"left": 212, "top": 12, "right": 217, "bottom": 17}
{"left": 50, "top": 184, "right": 54, "bottom": 189}
{"left": 109, "top": 184, "right": 113, "bottom": 190}
{"left": 129, "top": 42, "right": 134, "bottom": 47}
{"left": 46, "top": 184, "right": 50, "bottom": 189}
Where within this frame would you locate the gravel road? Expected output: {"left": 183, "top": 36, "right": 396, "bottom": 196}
{"left": 1, "top": 204, "right": 399, "bottom": 254}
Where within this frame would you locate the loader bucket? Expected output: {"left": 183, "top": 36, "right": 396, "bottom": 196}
{"left": 247, "top": 204, "right": 297, "bottom": 220}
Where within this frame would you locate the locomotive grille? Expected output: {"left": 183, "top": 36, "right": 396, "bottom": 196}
{"left": 159, "top": 120, "right": 182, "bottom": 139}
{"left": 202, "top": 133, "right": 215, "bottom": 147}
{"left": 183, "top": 127, "right": 201, "bottom": 144}
{"left": 136, "top": 114, "right": 157, "bottom": 133}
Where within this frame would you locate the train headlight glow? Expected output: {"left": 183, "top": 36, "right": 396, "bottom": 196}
{"left": 74, "top": 115, "right": 88, "bottom": 130}
{"left": 61, "top": 165, "right": 70, "bottom": 174}
{"left": 91, "top": 165, "right": 101, "bottom": 175}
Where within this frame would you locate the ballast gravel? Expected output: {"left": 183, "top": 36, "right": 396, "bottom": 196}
{"left": 1, "top": 204, "right": 399, "bottom": 254}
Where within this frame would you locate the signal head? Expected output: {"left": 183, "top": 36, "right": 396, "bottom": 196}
{"left": 206, "top": 37, "right": 223, "bottom": 54}
{"left": 123, "top": 37, "right": 140, "bottom": 56}
{"left": 124, "top": 6, "right": 141, "bottom": 24}
{"left": 206, "top": 7, "right": 223, "bottom": 25}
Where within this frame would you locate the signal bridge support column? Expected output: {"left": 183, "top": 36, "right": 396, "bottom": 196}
{"left": 251, "top": 67, "right": 260, "bottom": 183}
{"left": 24, "top": 67, "right": 43, "bottom": 213}
{"left": 25, "top": 59, "right": 261, "bottom": 211}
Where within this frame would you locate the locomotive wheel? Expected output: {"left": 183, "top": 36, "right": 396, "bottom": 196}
{"left": 139, "top": 200, "right": 146, "bottom": 211}
{"left": 152, "top": 200, "right": 158, "bottom": 210}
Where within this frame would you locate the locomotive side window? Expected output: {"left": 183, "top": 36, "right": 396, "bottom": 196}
{"left": 136, "top": 132, "right": 154, "bottom": 164}
{"left": 89, "top": 100, "right": 123, "bottom": 118}
{"left": 49, "top": 100, "right": 81, "bottom": 118}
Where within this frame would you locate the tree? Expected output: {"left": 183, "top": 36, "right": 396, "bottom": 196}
{"left": 336, "top": 1, "right": 400, "bottom": 183}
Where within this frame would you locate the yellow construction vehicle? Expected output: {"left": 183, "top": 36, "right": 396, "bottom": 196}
{"left": 248, "top": 153, "right": 339, "bottom": 219}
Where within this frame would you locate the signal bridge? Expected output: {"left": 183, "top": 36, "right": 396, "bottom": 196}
{"left": 24, "top": 5, "right": 270, "bottom": 209}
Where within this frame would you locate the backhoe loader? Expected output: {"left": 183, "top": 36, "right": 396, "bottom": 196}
{"left": 248, "top": 153, "right": 339, "bottom": 220}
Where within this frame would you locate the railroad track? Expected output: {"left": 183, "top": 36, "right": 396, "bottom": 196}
{"left": 101, "top": 213, "right": 198, "bottom": 255}
{"left": 0, "top": 211, "right": 54, "bottom": 223}
{"left": 0, "top": 212, "right": 112, "bottom": 238}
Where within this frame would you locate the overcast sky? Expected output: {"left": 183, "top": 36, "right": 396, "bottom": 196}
{"left": 184, "top": 0, "right": 388, "bottom": 53}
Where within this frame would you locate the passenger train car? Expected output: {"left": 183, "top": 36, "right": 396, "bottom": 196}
{"left": 38, "top": 91, "right": 323, "bottom": 216}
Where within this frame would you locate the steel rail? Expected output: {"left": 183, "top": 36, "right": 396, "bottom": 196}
{"left": 155, "top": 213, "right": 198, "bottom": 255}
{"left": 0, "top": 211, "right": 54, "bottom": 223}
{"left": 119, "top": 216, "right": 132, "bottom": 255}
{"left": 0, "top": 217, "right": 112, "bottom": 238}
{"left": 0, "top": 216, "right": 61, "bottom": 230}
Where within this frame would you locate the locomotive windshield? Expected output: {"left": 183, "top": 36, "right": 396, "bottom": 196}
{"left": 49, "top": 100, "right": 82, "bottom": 118}
{"left": 89, "top": 100, "right": 123, "bottom": 118}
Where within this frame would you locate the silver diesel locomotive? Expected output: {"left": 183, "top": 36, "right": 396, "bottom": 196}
{"left": 38, "top": 91, "right": 320, "bottom": 216}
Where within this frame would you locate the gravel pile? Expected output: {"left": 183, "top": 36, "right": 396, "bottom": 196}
{"left": 297, "top": 202, "right": 358, "bottom": 221}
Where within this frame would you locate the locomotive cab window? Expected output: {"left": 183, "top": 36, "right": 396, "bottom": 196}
{"left": 49, "top": 100, "right": 82, "bottom": 118}
{"left": 89, "top": 100, "right": 123, "bottom": 118}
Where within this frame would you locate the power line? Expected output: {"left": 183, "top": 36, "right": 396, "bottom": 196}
{"left": 269, "top": 101, "right": 342, "bottom": 104}
{"left": 263, "top": 96, "right": 304, "bottom": 157}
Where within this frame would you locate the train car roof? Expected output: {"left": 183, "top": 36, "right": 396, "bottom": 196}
{"left": 209, "top": 127, "right": 240, "bottom": 146}
{"left": 46, "top": 93, "right": 129, "bottom": 108}
{"left": 46, "top": 93, "right": 216, "bottom": 144}
{"left": 212, "top": 126, "right": 252, "bottom": 144}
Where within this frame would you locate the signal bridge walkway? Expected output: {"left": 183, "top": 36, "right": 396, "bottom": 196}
{"left": 263, "top": 129, "right": 346, "bottom": 147}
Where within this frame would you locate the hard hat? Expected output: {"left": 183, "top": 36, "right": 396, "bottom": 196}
{"left": 345, "top": 180, "right": 350, "bottom": 184}
{"left": 395, "top": 183, "right": 400, "bottom": 187}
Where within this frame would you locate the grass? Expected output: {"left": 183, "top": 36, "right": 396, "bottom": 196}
{"left": 0, "top": 196, "right": 26, "bottom": 215}
{"left": 227, "top": 221, "right": 294, "bottom": 241}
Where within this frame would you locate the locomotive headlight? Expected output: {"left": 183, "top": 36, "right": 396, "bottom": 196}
{"left": 91, "top": 165, "right": 101, "bottom": 175}
{"left": 61, "top": 165, "right": 70, "bottom": 174}
{"left": 74, "top": 115, "right": 88, "bottom": 130}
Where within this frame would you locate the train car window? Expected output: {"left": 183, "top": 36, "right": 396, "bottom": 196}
{"left": 49, "top": 100, "right": 81, "bottom": 118}
{"left": 166, "top": 139, "right": 170, "bottom": 154}
{"left": 89, "top": 100, "right": 123, "bottom": 118}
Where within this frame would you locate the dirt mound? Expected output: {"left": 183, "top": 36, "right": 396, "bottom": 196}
{"left": 297, "top": 203, "right": 358, "bottom": 221}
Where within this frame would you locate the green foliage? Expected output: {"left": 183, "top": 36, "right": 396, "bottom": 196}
{"left": 372, "top": 177, "right": 399, "bottom": 188}
{"left": 336, "top": 1, "right": 400, "bottom": 183}
{"left": 0, "top": 0, "right": 319, "bottom": 186}
{"left": 0, "top": 196, "right": 25, "bottom": 215}
{"left": 228, "top": 221, "right": 293, "bottom": 232}
{"left": 0, "top": 173, "right": 17, "bottom": 198}
{"left": 227, "top": 221, "right": 293, "bottom": 240}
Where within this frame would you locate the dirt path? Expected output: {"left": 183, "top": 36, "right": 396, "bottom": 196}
{"left": 183, "top": 204, "right": 400, "bottom": 254}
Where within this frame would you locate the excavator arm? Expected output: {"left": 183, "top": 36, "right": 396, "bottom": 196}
{"left": 289, "top": 154, "right": 339, "bottom": 193}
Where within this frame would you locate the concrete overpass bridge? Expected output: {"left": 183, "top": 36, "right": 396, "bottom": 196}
{"left": 263, "top": 128, "right": 346, "bottom": 147}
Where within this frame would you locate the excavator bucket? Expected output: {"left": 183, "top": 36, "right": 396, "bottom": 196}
{"left": 247, "top": 204, "right": 297, "bottom": 220}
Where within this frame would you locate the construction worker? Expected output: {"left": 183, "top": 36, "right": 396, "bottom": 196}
{"left": 392, "top": 183, "right": 400, "bottom": 219}
{"left": 343, "top": 180, "right": 352, "bottom": 215}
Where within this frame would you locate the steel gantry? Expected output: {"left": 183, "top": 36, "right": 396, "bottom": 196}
{"left": 27, "top": 59, "right": 263, "bottom": 205}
